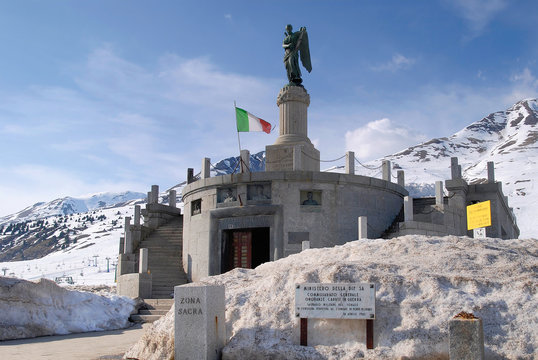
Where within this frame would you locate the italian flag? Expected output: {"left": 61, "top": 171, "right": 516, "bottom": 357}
{"left": 236, "top": 107, "right": 271, "bottom": 134}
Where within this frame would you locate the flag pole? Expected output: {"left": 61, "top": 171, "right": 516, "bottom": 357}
{"left": 234, "top": 101, "right": 243, "bottom": 173}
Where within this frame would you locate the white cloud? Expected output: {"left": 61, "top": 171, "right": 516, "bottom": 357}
{"left": 372, "top": 54, "right": 415, "bottom": 72}
{"left": 506, "top": 67, "right": 538, "bottom": 104}
{"left": 345, "top": 118, "right": 427, "bottom": 160}
{"left": 449, "top": 0, "right": 508, "bottom": 37}
{"left": 224, "top": 14, "right": 232, "bottom": 20}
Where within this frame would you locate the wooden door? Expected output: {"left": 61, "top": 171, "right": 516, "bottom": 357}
{"left": 232, "top": 231, "right": 252, "bottom": 269}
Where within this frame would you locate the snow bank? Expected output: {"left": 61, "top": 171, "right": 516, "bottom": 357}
{"left": 125, "top": 235, "right": 537, "bottom": 359}
{"left": 0, "top": 277, "right": 135, "bottom": 340}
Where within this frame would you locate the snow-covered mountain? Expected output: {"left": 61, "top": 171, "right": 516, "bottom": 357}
{"left": 0, "top": 191, "right": 147, "bottom": 226}
{"left": 358, "top": 98, "right": 538, "bottom": 238}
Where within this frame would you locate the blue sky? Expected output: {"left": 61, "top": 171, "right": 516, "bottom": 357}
{"left": 0, "top": 0, "right": 537, "bottom": 216}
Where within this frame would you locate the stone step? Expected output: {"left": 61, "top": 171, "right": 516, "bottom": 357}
{"left": 139, "top": 309, "right": 169, "bottom": 316}
{"left": 143, "top": 299, "right": 174, "bottom": 307}
{"left": 130, "top": 314, "right": 161, "bottom": 323}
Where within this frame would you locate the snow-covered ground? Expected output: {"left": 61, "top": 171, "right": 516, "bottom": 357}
{"left": 126, "top": 235, "right": 537, "bottom": 360}
{"left": 0, "top": 277, "right": 135, "bottom": 340}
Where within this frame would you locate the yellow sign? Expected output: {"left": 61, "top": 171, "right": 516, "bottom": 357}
{"left": 467, "top": 200, "right": 492, "bottom": 230}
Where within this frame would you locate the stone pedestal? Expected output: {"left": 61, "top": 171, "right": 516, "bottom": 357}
{"left": 175, "top": 285, "right": 226, "bottom": 360}
{"left": 266, "top": 85, "right": 320, "bottom": 172}
{"left": 117, "top": 273, "right": 152, "bottom": 299}
{"left": 449, "top": 317, "right": 485, "bottom": 359}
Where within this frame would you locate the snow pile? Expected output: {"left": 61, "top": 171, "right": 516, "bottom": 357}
{"left": 0, "top": 277, "right": 135, "bottom": 340}
{"left": 125, "top": 235, "right": 537, "bottom": 359}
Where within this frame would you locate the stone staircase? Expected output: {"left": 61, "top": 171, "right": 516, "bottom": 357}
{"left": 130, "top": 299, "right": 174, "bottom": 323}
{"left": 138, "top": 216, "right": 188, "bottom": 298}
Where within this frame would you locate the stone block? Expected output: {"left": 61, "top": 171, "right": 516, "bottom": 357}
{"left": 449, "top": 317, "right": 484, "bottom": 360}
{"left": 175, "top": 285, "right": 226, "bottom": 360}
{"left": 358, "top": 216, "right": 367, "bottom": 240}
{"left": 117, "top": 253, "right": 136, "bottom": 276}
{"left": 117, "top": 273, "right": 152, "bottom": 299}
{"left": 345, "top": 151, "right": 355, "bottom": 174}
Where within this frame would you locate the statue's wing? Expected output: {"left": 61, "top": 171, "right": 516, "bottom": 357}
{"left": 299, "top": 30, "right": 312, "bottom": 73}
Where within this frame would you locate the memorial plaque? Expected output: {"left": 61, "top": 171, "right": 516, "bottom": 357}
{"left": 295, "top": 283, "right": 375, "bottom": 319}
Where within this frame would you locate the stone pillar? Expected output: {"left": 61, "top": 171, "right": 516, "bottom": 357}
{"left": 451, "top": 157, "right": 461, "bottom": 179}
{"left": 276, "top": 86, "right": 309, "bottom": 143}
{"left": 301, "top": 241, "right": 310, "bottom": 251}
{"left": 382, "top": 160, "right": 391, "bottom": 182}
{"left": 273, "top": 248, "right": 279, "bottom": 261}
{"left": 397, "top": 170, "right": 405, "bottom": 187}
{"left": 404, "top": 196, "right": 413, "bottom": 221}
{"left": 445, "top": 178, "right": 469, "bottom": 235}
{"left": 187, "top": 168, "right": 194, "bottom": 184}
{"left": 435, "top": 181, "right": 444, "bottom": 207}
{"left": 151, "top": 185, "right": 159, "bottom": 204}
{"left": 134, "top": 205, "right": 141, "bottom": 226}
{"left": 124, "top": 217, "right": 132, "bottom": 254}
{"left": 147, "top": 192, "right": 151, "bottom": 204}
{"left": 202, "top": 157, "right": 211, "bottom": 179}
{"left": 487, "top": 161, "right": 495, "bottom": 183}
{"left": 240, "top": 149, "right": 250, "bottom": 173}
{"left": 293, "top": 145, "right": 302, "bottom": 171}
{"left": 345, "top": 151, "right": 355, "bottom": 175}
{"left": 139, "top": 248, "right": 148, "bottom": 273}
{"left": 175, "top": 285, "right": 226, "bottom": 360}
{"left": 265, "top": 86, "right": 320, "bottom": 172}
{"left": 449, "top": 316, "right": 485, "bottom": 360}
{"left": 358, "top": 216, "right": 368, "bottom": 239}
{"left": 169, "top": 190, "right": 177, "bottom": 208}
{"left": 118, "top": 236, "right": 125, "bottom": 254}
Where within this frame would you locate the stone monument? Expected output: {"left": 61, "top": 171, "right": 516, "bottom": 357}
{"left": 174, "top": 285, "right": 226, "bottom": 360}
{"left": 266, "top": 24, "right": 319, "bottom": 172}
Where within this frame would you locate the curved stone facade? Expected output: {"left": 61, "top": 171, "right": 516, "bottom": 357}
{"left": 182, "top": 171, "right": 408, "bottom": 281}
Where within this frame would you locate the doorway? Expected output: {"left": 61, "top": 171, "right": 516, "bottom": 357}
{"left": 221, "top": 227, "right": 270, "bottom": 273}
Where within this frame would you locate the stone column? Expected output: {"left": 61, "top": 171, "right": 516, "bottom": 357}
{"left": 358, "top": 216, "right": 368, "bottom": 239}
{"left": 139, "top": 248, "right": 148, "bottom": 273}
{"left": 445, "top": 178, "right": 469, "bottom": 235}
{"left": 435, "top": 181, "right": 444, "bottom": 208}
{"left": 187, "top": 168, "right": 194, "bottom": 184}
{"left": 118, "top": 236, "right": 125, "bottom": 254}
{"left": 124, "top": 217, "right": 132, "bottom": 254}
{"left": 397, "top": 170, "right": 405, "bottom": 187}
{"left": 451, "top": 157, "right": 461, "bottom": 179}
{"left": 202, "top": 157, "right": 211, "bottom": 179}
{"left": 301, "top": 241, "right": 310, "bottom": 251}
{"left": 345, "top": 151, "right": 355, "bottom": 175}
{"left": 151, "top": 185, "right": 159, "bottom": 204}
{"left": 487, "top": 161, "right": 495, "bottom": 183}
{"left": 240, "top": 149, "right": 250, "bottom": 173}
{"left": 265, "top": 86, "right": 320, "bottom": 172}
{"left": 382, "top": 160, "right": 391, "bottom": 182}
{"left": 134, "top": 205, "right": 141, "bottom": 226}
{"left": 169, "top": 190, "right": 177, "bottom": 208}
{"left": 147, "top": 192, "right": 151, "bottom": 204}
{"left": 404, "top": 196, "right": 413, "bottom": 221}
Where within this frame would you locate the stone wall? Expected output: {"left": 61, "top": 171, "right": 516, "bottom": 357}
{"left": 182, "top": 171, "right": 408, "bottom": 282}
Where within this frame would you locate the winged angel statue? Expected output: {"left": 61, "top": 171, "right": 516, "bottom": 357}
{"left": 283, "top": 24, "right": 312, "bottom": 86}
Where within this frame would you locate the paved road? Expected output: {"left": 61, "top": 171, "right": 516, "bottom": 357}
{"left": 0, "top": 323, "right": 149, "bottom": 360}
